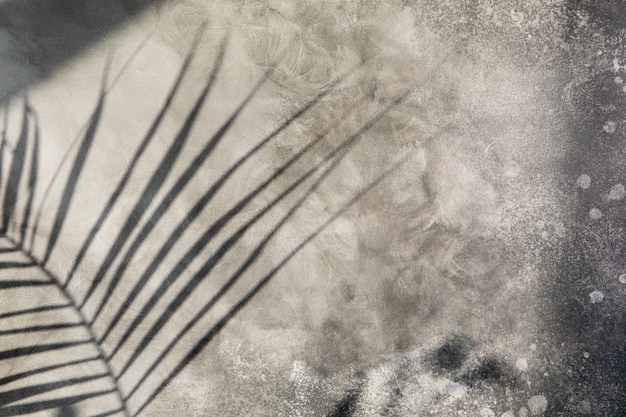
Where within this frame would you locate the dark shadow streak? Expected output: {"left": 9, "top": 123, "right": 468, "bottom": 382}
{"left": 42, "top": 61, "right": 111, "bottom": 264}
{"left": 19, "top": 106, "right": 39, "bottom": 245}
{"left": 121, "top": 92, "right": 407, "bottom": 389}
{"left": 78, "top": 38, "right": 228, "bottom": 308}
{"left": 0, "top": 374, "right": 107, "bottom": 405}
{"left": 90, "top": 57, "right": 269, "bottom": 322}
{"left": 0, "top": 356, "right": 99, "bottom": 385}
{"left": 100, "top": 79, "right": 354, "bottom": 345}
{"left": 0, "top": 340, "right": 91, "bottom": 361}
{"left": 0, "top": 248, "right": 17, "bottom": 254}
{"left": 0, "top": 0, "right": 167, "bottom": 103}
{"left": 0, "top": 322, "right": 82, "bottom": 336}
{"left": 28, "top": 34, "right": 151, "bottom": 252}
{"left": 0, "top": 104, "right": 7, "bottom": 226}
{"left": 0, "top": 303, "right": 70, "bottom": 320}
{"left": 132, "top": 154, "right": 409, "bottom": 416}
{"left": 108, "top": 95, "right": 363, "bottom": 365}
{"left": 96, "top": 70, "right": 352, "bottom": 331}
{"left": 115, "top": 139, "right": 325, "bottom": 373}
{"left": 0, "top": 261, "right": 36, "bottom": 268}
{"left": 0, "top": 237, "right": 129, "bottom": 417}
{"left": 90, "top": 409, "right": 125, "bottom": 417}
{"left": 0, "top": 389, "right": 115, "bottom": 417}
{"left": 63, "top": 23, "right": 207, "bottom": 287}
{"left": 124, "top": 145, "right": 348, "bottom": 390}
{"left": 0, "top": 280, "right": 51, "bottom": 289}
{"left": 1, "top": 100, "right": 28, "bottom": 234}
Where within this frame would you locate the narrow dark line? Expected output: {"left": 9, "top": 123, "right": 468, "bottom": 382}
{"left": 90, "top": 409, "right": 125, "bottom": 417}
{"left": 0, "top": 303, "right": 70, "bottom": 320}
{"left": 100, "top": 83, "right": 354, "bottom": 344}
{"left": 0, "top": 356, "right": 99, "bottom": 385}
{"left": 0, "top": 104, "right": 7, "bottom": 227}
{"left": 0, "top": 261, "right": 35, "bottom": 268}
{"left": 0, "top": 340, "right": 91, "bottom": 361}
{"left": 131, "top": 156, "right": 408, "bottom": 416}
{"left": 90, "top": 62, "right": 269, "bottom": 323}
{"left": 64, "top": 24, "right": 207, "bottom": 288}
{"left": 27, "top": 130, "right": 79, "bottom": 251}
{"left": 104, "top": 92, "right": 360, "bottom": 354}
{"left": 124, "top": 104, "right": 372, "bottom": 393}
{"left": 114, "top": 145, "right": 321, "bottom": 374}
{"left": 117, "top": 92, "right": 403, "bottom": 380}
{"left": 0, "top": 248, "right": 17, "bottom": 254}
{"left": 28, "top": 34, "right": 154, "bottom": 252}
{"left": 125, "top": 146, "right": 344, "bottom": 394}
{"left": 108, "top": 127, "right": 338, "bottom": 363}
{"left": 2, "top": 236, "right": 130, "bottom": 417}
{"left": 78, "top": 37, "right": 228, "bottom": 309}
{"left": 0, "top": 322, "right": 82, "bottom": 336}
{"left": 19, "top": 107, "right": 38, "bottom": 244}
{"left": 105, "top": 31, "right": 159, "bottom": 95}
{"left": 0, "top": 280, "right": 51, "bottom": 289}
{"left": 0, "top": 373, "right": 108, "bottom": 405}
{"left": 0, "top": 389, "right": 115, "bottom": 417}
{"left": 42, "top": 61, "right": 111, "bottom": 264}
{"left": 1, "top": 100, "right": 29, "bottom": 234}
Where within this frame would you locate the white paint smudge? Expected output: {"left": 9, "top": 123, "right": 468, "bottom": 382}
{"left": 516, "top": 357, "right": 528, "bottom": 372}
{"left": 618, "top": 273, "right": 626, "bottom": 284}
{"left": 608, "top": 183, "right": 625, "bottom": 200}
{"left": 589, "top": 290, "right": 604, "bottom": 304}
{"left": 527, "top": 395, "right": 548, "bottom": 415}
{"left": 480, "top": 407, "right": 495, "bottom": 417}
{"left": 602, "top": 121, "right": 617, "bottom": 134}
{"left": 438, "top": 380, "right": 467, "bottom": 400}
{"left": 576, "top": 174, "right": 591, "bottom": 189}
{"left": 589, "top": 208, "right": 602, "bottom": 219}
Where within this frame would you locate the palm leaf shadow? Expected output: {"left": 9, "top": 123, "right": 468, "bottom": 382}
{"left": 0, "top": 26, "right": 407, "bottom": 417}
{"left": 1, "top": 99, "right": 29, "bottom": 235}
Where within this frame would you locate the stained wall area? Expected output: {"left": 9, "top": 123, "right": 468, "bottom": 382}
{"left": 0, "top": 1, "right": 623, "bottom": 416}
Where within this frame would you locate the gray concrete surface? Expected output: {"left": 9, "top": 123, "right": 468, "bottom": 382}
{"left": 0, "top": 1, "right": 624, "bottom": 416}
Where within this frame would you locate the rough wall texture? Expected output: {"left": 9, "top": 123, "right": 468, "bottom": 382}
{"left": 0, "top": 1, "right": 624, "bottom": 416}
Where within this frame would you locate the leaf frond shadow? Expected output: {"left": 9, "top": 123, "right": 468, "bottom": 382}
{"left": 0, "top": 24, "right": 411, "bottom": 417}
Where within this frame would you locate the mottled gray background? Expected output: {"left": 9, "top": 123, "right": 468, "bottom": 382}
{"left": 0, "top": 1, "right": 624, "bottom": 416}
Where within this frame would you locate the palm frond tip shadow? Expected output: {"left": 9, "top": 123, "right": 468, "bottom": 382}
{"left": 0, "top": 374, "right": 108, "bottom": 406}
{"left": 133, "top": 151, "right": 410, "bottom": 416}
{"left": 0, "top": 390, "right": 116, "bottom": 417}
{"left": 42, "top": 60, "right": 112, "bottom": 264}
{"left": 1, "top": 100, "right": 29, "bottom": 235}
{"left": 99, "top": 71, "right": 352, "bottom": 345}
{"left": 0, "top": 27, "right": 413, "bottom": 417}
{"left": 29, "top": 32, "right": 157, "bottom": 253}
{"left": 0, "top": 303, "right": 70, "bottom": 320}
{"left": 78, "top": 36, "right": 228, "bottom": 308}
{"left": 64, "top": 23, "right": 208, "bottom": 288}
{"left": 19, "top": 107, "right": 39, "bottom": 244}
{"left": 90, "top": 53, "right": 268, "bottom": 323}
{"left": 0, "top": 356, "right": 100, "bottom": 385}
{"left": 120, "top": 91, "right": 409, "bottom": 390}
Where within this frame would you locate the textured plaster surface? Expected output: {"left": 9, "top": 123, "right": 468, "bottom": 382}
{"left": 0, "top": 1, "right": 624, "bottom": 416}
